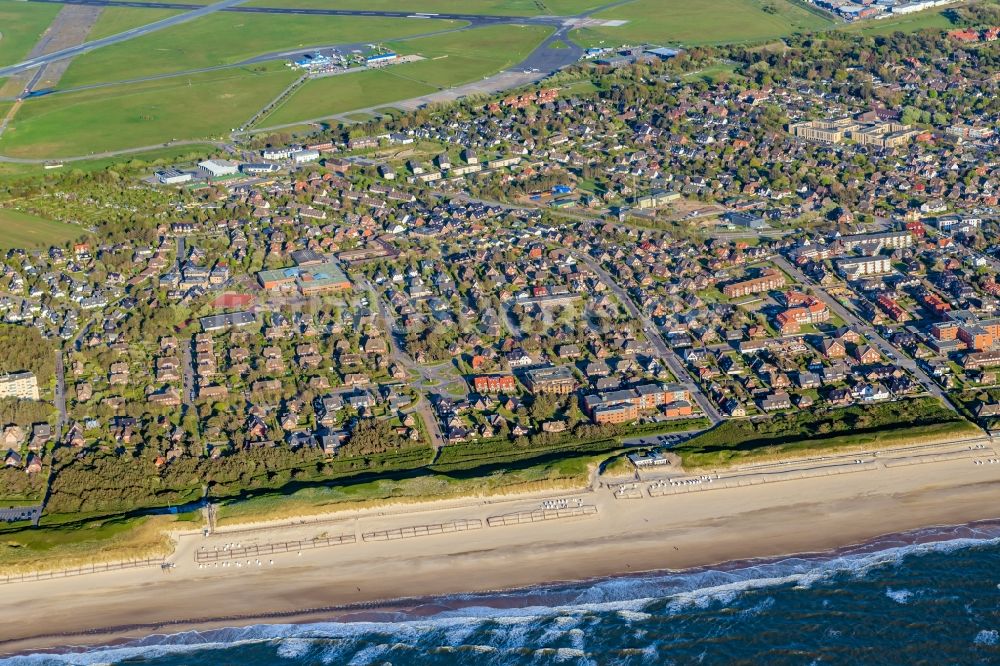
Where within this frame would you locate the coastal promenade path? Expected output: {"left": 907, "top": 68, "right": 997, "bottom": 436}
{"left": 636, "top": 436, "right": 993, "bottom": 499}
{"left": 2, "top": 431, "right": 1000, "bottom": 656}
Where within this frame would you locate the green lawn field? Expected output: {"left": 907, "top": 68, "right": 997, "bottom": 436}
{"left": 85, "top": 7, "right": 183, "bottom": 42}
{"left": 242, "top": 0, "right": 610, "bottom": 15}
{"left": 103, "top": 0, "right": 211, "bottom": 3}
{"left": 571, "top": 0, "right": 834, "bottom": 47}
{"left": 0, "top": 67, "right": 298, "bottom": 158}
{"left": 837, "top": 7, "right": 960, "bottom": 35}
{"left": 58, "top": 14, "right": 462, "bottom": 88}
{"left": 0, "top": 209, "right": 89, "bottom": 249}
{"left": 0, "top": 144, "right": 220, "bottom": 181}
{"left": 389, "top": 23, "right": 553, "bottom": 85}
{"left": 259, "top": 24, "right": 552, "bottom": 127}
{"left": 260, "top": 69, "right": 436, "bottom": 126}
{"left": 0, "top": 0, "right": 60, "bottom": 68}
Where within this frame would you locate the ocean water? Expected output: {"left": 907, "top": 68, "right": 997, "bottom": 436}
{"left": 7, "top": 521, "right": 1000, "bottom": 666}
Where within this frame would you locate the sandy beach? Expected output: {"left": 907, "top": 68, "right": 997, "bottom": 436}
{"left": 2, "top": 436, "right": 1000, "bottom": 655}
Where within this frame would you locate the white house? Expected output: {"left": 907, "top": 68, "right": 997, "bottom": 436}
{"left": 291, "top": 149, "right": 320, "bottom": 164}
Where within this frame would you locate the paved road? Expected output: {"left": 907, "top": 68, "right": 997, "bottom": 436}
{"left": 0, "top": 138, "right": 228, "bottom": 164}
{"left": 619, "top": 429, "right": 704, "bottom": 448}
{"left": 360, "top": 277, "right": 446, "bottom": 451}
{"left": 445, "top": 192, "right": 724, "bottom": 425}
{"left": 771, "top": 254, "right": 956, "bottom": 410}
{"left": 516, "top": 22, "right": 584, "bottom": 72}
{"left": 571, "top": 252, "right": 724, "bottom": 425}
{"left": 28, "top": 0, "right": 569, "bottom": 24}
{"left": 0, "top": 506, "right": 42, "bottom": 524}
{"left": 182, "top": 339, "right": 194, "bottom": 409}
{"left": 176, "top": 235, "right": 186, "bottom": 273}
{"left": 253, "top": 32, "right": 585, "bottom": 133}
{"left": 1, "top": 0, "right": 607, "bottom": 158}
{"left": 0, "top": 0, "right": 251, "bottom": 79}
{"left": 54, "top": 350, "right": 67, "bottom": 431}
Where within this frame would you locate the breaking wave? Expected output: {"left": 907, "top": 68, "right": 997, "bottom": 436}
{"left": 5, "top": 521, "right": 1000, "bottom": 665}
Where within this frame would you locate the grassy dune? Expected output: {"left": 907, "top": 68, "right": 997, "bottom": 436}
{"left": 0, "top": 513, "right": 201, "bottom": 576}
{"left": 216, "top": 453, "right": 603, "bottom": 526}
{"left": 675, "top": 398, "right": 980, "bottom": 470}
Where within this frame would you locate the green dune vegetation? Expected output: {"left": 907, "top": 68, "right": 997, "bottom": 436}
{"left": 674, "top": 398, "right": 979, "bottom": 469}
{"left": 0, "top": 513, "right": 200, "bottom": 576}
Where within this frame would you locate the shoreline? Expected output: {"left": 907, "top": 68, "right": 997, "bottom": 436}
{"left": 8, "top": 516, "right": 1000, "bottom": 659}
{"left": 3, "top": 437, "right": 1000, "bottom": 656}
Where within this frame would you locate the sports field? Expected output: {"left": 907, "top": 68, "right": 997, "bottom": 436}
{"left": 571, "top": 0, "right": 834, "bottom": 47}
{"left": 0, "top": 0, "right": 61, "bottom": 68}
{"left": 58, "top": 14, "right": 462, "bottom": 88}
{"left": 0, "top": 209, "right": 88, "bottom": 249}
{"left": 0, "top": 67, "right": 297, "bottom": 158}
{"left": 242, "top": 0, "right": 610, "bottom": 15}
{"left": 259, "top": 24, "right": 552, "bottom": 126}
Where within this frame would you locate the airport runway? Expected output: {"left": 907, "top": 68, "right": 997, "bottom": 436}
{"left": 3, "top": 0, "right": 575, "bottom": 80}
{"left": 27, "top": 0, "right": 561, "bottom": 24}
{"left": 0, "top": 0, "right": 252, "bottom": 79}
{"left": 0, "top": 0, "right": 623, "bottom": 160}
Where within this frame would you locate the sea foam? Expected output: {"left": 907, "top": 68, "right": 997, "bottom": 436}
{"left": 5, "top": 525, "right": 1000, "bottom": 666}
{"left": 974, "top": 629, "right": 999, "bottom": 646}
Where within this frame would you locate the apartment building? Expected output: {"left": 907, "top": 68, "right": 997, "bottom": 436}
{"left": 789, "top": 117, "right": 857, "bottom": 143}
{"left": 0, "top": 372, "right": 39, "bottom": 401}
{"left": 722, "top": 268, "right": 786, "bottom": 298}
{"left": 524, "top": 366, "right": 576, "bottom": 395}
{"left": 775, "top": 296, "right": 830, "bottom": 333}
{"left": 836, "top": 256, "right": 893, "bottom": 279}
{"left": 839, "top": 230, "right": 913, "bottom": 254}
{"left": 790, "top": 118, "right": 916, "bottom": 148}
{"left": 931, "top": 311, "right": 1000, "bottom": 351}
{"left": 583, "top": 383, "right": 690, "bottom": 424}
